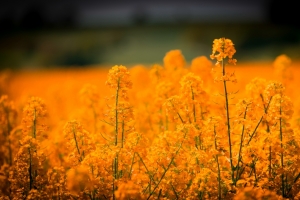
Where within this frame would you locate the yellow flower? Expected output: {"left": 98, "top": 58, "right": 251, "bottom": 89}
{"left": 210, "top": 38, "right": 237, "bottom": 63}
{"left": 106, "top": 65, "right": 132, "bottom": 100}
{"left": 106, "top": 65, "right": 132, "bottom": 90}
{"left": 163, "top": 49, "right": 186, "bottom": 70}
{"left": 21, "top": 96, "right": 48, "bottom": 139}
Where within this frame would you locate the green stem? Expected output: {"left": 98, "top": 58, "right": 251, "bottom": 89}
{"left": 157, "top": 189, "right": 162, "bottom": 199}
{"left": 236, "top": 167, "right": 245, "bottom": 184}
{"left": 235, "top": 106, "right": 248, "bottom": 185}
{"left": 269, "top": 146, "right": 272, "bottom": 180}
{"left": 146, "top": 156, "right": 175, "bottom": 199}
{"left": 115, "top": 78, "right": 120, "bottom": 146}
{"left": 177, "top": 112, "right": 184, "bottom": 124}
{"left": 128, "top": 152, "right": 136, "bottom": 179}
{"left": 260, "top": 94, "right": 273, "bottom": 180}
{"left": 247, "top": 116, "right": 262, "bottom": 145}
{"left": 113, "top": 78, "right": 120, "bottom": 200}
{"left": 72, "top": 125, "right": 82, "bottom": 162}
{"left": 121, "top": 120, "right": 124, "bottom": 148}
{"left": 171, "top": 183, "right": 179, "bottom": 200}
{"left": 169, "top": 100, "right": 184, "bottom": 124}
{"left": 253, "top": 164, "right": 258, "bottom": 186}
{"left": 260, "top": 94, "right": 272, "bottom": 132}
{"left": 280, "top": 102, "right": 284, "bottom": 197}
{"left": 286, "top": 172, "right": 300, "bottom": 195}
{"left": 28, "top": 147, "right": 33, "bottom": 191}
{"left": 112, "top": 160, "right": 115, "bottom": 200}
{"left": 214, "top": 125, "right": 222, "bottom": 200}
{"left": 146, "top": 130, "right": 187, "bottom": 199}
{"left": 137, "top": 153, "right": 151, "bottom": 176}
{"left": 222, "top": 58, "right": 234, "bottom": 183}
{"left": 191, "top": 86, "right": 196, "bottom": 123}
{"left": 33, "top": 108, "right": 36, "bottom": 139}
{"left": 248, "top": 95, "right": 273, "bottom": 145}
{"left": 137, "top": 153, "right": 158, "bottom": 191}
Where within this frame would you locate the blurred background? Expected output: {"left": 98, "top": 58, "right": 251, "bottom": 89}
{"left": 0, "top": 0, "right": 299, "bottom": 70}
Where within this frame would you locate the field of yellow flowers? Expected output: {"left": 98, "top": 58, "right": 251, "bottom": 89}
{"left": 1, "top": 38, "right": 300, "bottom": 199}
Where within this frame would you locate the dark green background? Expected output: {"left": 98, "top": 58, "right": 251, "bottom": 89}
{"left": 1, "top": 24, "right": 299, "bottom": 70}
{"left": 1, "top": 0, "right": 299, "bottom": 70}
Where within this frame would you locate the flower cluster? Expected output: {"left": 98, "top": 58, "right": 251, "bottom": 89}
{"left": 106, "top": 65, "right": 132, "bottom": 100}
{"left": 22, "top": 96, "right": 48, "bottom": 139}
{"left": 1, "top": 38, "right": 300, "bottom": 200}
{"left": 210, "top": 37, "right": 237, "bottom": 65}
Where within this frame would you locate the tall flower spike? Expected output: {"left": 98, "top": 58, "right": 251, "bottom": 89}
{"left": 210, "top": 38, "right": 236, "bottom": 186}
{"left": 22, "top": 96, "right": 47, "bottom": 139}
{"left": 210, "top": 37, "right": 237, "bottom": 65}
{"left": 106, "top": 65, "right": 132, "bottom": 100}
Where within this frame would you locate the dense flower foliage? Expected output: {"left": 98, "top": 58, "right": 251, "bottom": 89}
{"left": 1, "top": 38, "right": 300, "bottom": 199}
